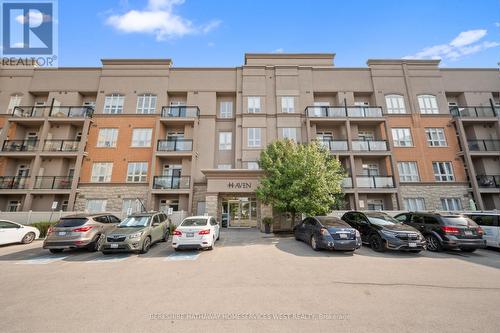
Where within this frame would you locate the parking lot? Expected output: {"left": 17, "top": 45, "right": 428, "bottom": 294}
{"left": 1, "top": 228, "right": 499, "bottom": 333}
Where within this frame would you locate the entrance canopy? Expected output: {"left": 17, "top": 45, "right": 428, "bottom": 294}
{"left": 201, "top": 169, "right": 264, "bottom": 194}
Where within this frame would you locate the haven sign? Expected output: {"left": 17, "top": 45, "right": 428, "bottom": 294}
{"left": 207, "top": 179, "right": 260, "bottom": 193}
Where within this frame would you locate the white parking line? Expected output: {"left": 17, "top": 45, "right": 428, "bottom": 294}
{"left": 87, "top": 255, "right": 130, "bottom": 263}
{"left": 15, "top": 255, "right": 68, "bottom": 265}
{"left": 165, "top": 252, "right": 200, "bottom": 261}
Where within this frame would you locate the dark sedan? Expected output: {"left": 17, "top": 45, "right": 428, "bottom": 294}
{"left": 294, "top": 216, "right": 362, "bottom": 251}
{"left": 341, "top": 211, "right": 426, "bottom": 253}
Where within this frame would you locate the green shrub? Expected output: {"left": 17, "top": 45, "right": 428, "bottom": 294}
{"left": 262, "top": 217, "right": 274, "bottom": 225}
{"left": 30, "top": 221, "right": 57, "bottom": 238}
{"left": 169, "top": 223, "right": 177, "bottom": 234}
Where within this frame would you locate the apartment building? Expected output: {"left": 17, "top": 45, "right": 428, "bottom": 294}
{"left": 0, "top": 54, "right": 498, "bottom": 227}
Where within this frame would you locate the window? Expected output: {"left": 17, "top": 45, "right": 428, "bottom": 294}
{"left": 433, "top": 162, "right": 454, "bottom": 181}
{"left": 367, "top": 199, "right": 384, "bottom": 210}
{"left": 91, "top": 163, "right": 113, "bottom": 183}
{"left": 385, "top": 95, "right": 406, "bottom": 114}
{"left": 97, "top": 128, "right": 118, "bottom": 148}
{"left": 425, "top": 128, "right": 447, "bottom": 147}
{"left": 217, "top": 164, "right": 232, "bottom": 170}
{"left": 136, "top": 94, "right": 157, "bottom": 114}
{"left": 281, "top": 128, "right": 298, "bottom": 141}
{"left": 247, "top": 128, "right": 262, "bottom": 147}
{"left": 86, "top": 199, "right": 107, "bottom": 213}
{"left": 127, "top": 162, "right": 148, "bottom": 182}
{"left": 391, "top": 128, "right": 413, "bottom": 147}
{"left": 281, "top": 96, "right": 295, "bottom": 113}
{"left": 122, "top": 199, "right": 142, "bottom": 214}
{"left": 403, "top": 198, "right": 426, "bottom": 211}
{"left": 247, "top": 97, "right": 261, "bottom": 113}
{"left": 247, "top": 162, "right": 260, "bottom": 170}
{"left": 219, "top": 132, "right": 232, "bottom": 151}
{"left": 131, "top": 128, "right": 152, "bottom": 147}
{"left": 7, "top": 200, "right": 21, "bottom": 212}
{"left": 441, "top": 198, "right": 462, "bottom": 211}
{"left": 362, "top": 164, "right": 379, "bottom": 176}
{"left": 103, "top": 94, "right": 124, "bottom": 114}
{"left": 7, "top": 95, "right": 22, "bottom": 113}
{"left": 398, "top": 162, "right": 420, "bottom": 182}
{"left": 418, "top": 95, "right": 439, "bottom": 114}
{"left": 219, "top": 101, "right": 233, "bottom": 118}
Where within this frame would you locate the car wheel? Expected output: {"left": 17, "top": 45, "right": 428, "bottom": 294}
{"left": 216, "top": 232, "right": 220, "bottom": 241}
{"left": 49, "top": 249, "right": 63, "bottom": 254}
{"left": 174, "top": 248, "right": 180, "bottom": 252}
{"left": 89, "top": 234, "right": 105, "bottom": 252}
{"left": 369, "top": 234, "right": 386, "bottom": 252}
{"left": 425, "top": 234, "right": 442, "bottom": 252}
{"left": 140, "top": 237, "right": 151, "bottom": 254}
{"left": 310, "top": 236, "right": 319, "bottom": 251}
{"left": 207, "top": 237, "right": 215, "bottom": 251}
{"left": 161, "top": 231, "right": 169, "bottom": 242}
{"left": 102, "top": 251, "right": 112, "bottom": 255}
{"left": 461, "top": 248, "right": 476, "bottom": 253}
{"left": 21, "top": 232, "right": 36, "bottom": 244}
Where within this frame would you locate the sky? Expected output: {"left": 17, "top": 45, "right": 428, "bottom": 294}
{"left": 55, "top": 0, "right": 500, "bottom": 67}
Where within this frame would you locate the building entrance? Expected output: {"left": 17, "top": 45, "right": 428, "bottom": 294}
{"left": 221, "top": 197, "right": 257, "bottom": 228}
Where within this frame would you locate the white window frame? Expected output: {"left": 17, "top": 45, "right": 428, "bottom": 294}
{"left": 246, "top": 162, "right": 260, "bottom": 170}
{"left": 247, "top": 97, "right": 261, "bottom": 113}
{"left": 281, "top": 96, "right": 295, "bottom": 113}
{"left": 433, "top": 161, "right": 454, "bottom": 182}
{"left": 281, "top": 128, "right": 298, "bottom": 141}
{"left": 136, "top": 94, "right": 157, "bottom": 114}
{"left": 441, "top": 198, "right": 462, "bottom": 211}
{"left": 91, "top": 163, "right": 113, "bottom": 183}
{"left": 403, "top": 198, "right": 426, "bottom": 211}
{"left": 126, "top": 162, "right": 148, "bottom": 183}
{"left": 97, "top": 128, "right": 118, "bottom": 148}
{"left": 219, "top": 101, "right": 233, "bottom": 118}
{"left": 86, "top": 199, "right": 107, "bottom": 213}
{"left": 103, "top": 94, "right": 124, "bottom": 114}
{"left": 219, "top": 132, "right": 232, "bottom": 151}
{"left": 398, "top": 162, "right": 420, "bottom": 182}
{"left": 247, "top": 128, "right": 262, "bottom": 148}
{"left": 418, "top": 95, "right": 439, "bottom": 114}
{"left": 217, "top": 164, "right": 232, "bottom": 170}
{"left": 7, "top": 95, "right": 22, "bottom": 113}
{"left": 131, "top": 128, "right": 153, "bottom": 147}
{"left": 391, "top": 128, "right": 413, "bottom": 147}
{"left": 385, "top": 94, "right": 406, "bottom": 114}
{"left": 425, "top": 128, "right": 447, "bottom": 147}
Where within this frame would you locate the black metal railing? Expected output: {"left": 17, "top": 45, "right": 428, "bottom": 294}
{"left": 43, "top": 140, "right": 80, "bottom": 152}
{"left": 356, "top": 176, "right": 395, "bottom": 188}
{"left": 450, "top": 106, "right": 498, "bottom": 118}
{"left": 12, "top": 106, "right": 49, "bottom": 117}
{"left": 50, "top": 106, "right": 94, "bottom": 118}
{"left": 305, "top": 106, "right": 383, "bottom": 118}
{"left": 351, "top": 140, "right": 388, "bottom": 151}
{"left": 317, "top": 139, "right": 349, "bottom": 151}
{"left": 468, "top": 139, "right": 500, "bottom": 152}
{"left": 476, "top": 175, "right": 500, "bottom": 188}
{"left": 2, "top": 139, "right": 38, "bottom": 152}
{"left": 152, "top": 176, "right": 190, "bottom": 189}
{"left": 34, "top": 176, "right": 73, "bottom": 189}
{"left": 0, "top": 176, "right": 29, "bottom": 189}
{"left": 157, "top": 139, "right": 193, "bottom": 152}
{"left": 161, "top": 106, "right": 199, "bottom": 118}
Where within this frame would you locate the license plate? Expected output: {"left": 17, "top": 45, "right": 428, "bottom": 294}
{"left": 339, "top": 233, "right": 348, "bottom": 239}
{"left": 409, "top": 242, "right": 417, "bottom": 248}
{"left": 110, "top": 244, "right": 119, "bottom": 249}
{"left": 186, "top": 232, "right": 194, "bottom": 238}
{"left": 58, "top": 232, "right": 66, "bottom": 236}
{"left": 464, "top": 231, "right": 473, "bottom": 236}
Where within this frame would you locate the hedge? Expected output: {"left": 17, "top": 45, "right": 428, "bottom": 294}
{"left": 30, "top": 221, "right": 57, "bottom": 238}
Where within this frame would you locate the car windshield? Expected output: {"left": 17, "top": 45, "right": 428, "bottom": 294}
{"left": 118, "top": 216, "right": 150, "bottom": 227}
{"left": 366, "top": 213, "right": 401, "bottom": 226}
{"left": 55, "top": 218, "right": 87, "bottom": 227}
{"left": 443, "top": 216, "right": 477, "bottom": 227}
{"left": 181, "top": 218, "right": 208, "bottom": 227}
{"left": 317, "top": 217, "right": 349, "bottom": 228}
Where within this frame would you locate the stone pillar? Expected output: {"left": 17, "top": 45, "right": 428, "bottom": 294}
{"left": 205, "top": 194, "right": 218, "bottom": 217}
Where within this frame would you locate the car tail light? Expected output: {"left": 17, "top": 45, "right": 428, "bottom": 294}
{"left": 320, "top": 228, "right": 330, "bottom": 236}
{"left": 198, "top": 229, "right": 211, "bottom": 235}
{"left": 47, "top": 227, "right": 54, "bottom": 234}
{"left": 476, "top": 227, "right": 484, "bottom": 235}
{"left": 441, "top": 226, "right": 460, "bottom": 234}
{"left": 173, "top": 230, "right": 182, "bottom": 236}
{"left": 72, "top": 226, "right": 93, "bottom": 232}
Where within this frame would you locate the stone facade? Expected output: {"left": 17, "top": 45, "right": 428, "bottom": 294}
{"left": 192, "top": 183, "right": 208, "bottom": 215}
{"left": 205, "top": 195, "right": 218, "bottom": 217}
{"left": 74, "top": 184, "right": 149, "bottom": 212}
{"left": 399, "top": 184, "right": 470, "bottom": 210}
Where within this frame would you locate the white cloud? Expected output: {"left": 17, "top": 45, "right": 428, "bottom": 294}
{"left": 404, "top": 29, "right": 499, "bottom": 61}
{"left": 272, "top": 48, "right": 284, "bottom": 53}
{"left": 106, "top": 0, "right": 220, "bottom": 40}
{"left": 495, "top": 22, "right": 500, "bottom": 27}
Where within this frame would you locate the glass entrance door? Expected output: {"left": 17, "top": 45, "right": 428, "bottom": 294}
{"left": 222, "top": 197, "right": 257, "bottom": 228}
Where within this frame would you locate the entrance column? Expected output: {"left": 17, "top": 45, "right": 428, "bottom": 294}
{"left": 206, "top": 194, "right": 218, "bottom": 217}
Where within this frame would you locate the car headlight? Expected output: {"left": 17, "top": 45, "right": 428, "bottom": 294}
{"left": 380, "top": 230, "right": 398, "bottom": 237}
{"left": 128, "top": 231, "right": 143, "bottom": 239}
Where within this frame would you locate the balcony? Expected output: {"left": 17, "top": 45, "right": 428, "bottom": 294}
{"left": 356, "top": 176, "right": 395, "bottom": 189}
{"left": 161, "top": 106, "right": 199, "bottom": 118}
{"left": 476, "top": 175, "right": 500, "bottom": 188}
{"left": 306, "top": 106, "right": 383, "bottom": 118}
{"left": 50, "top": 106, "right": 94, "bottom": 118}
{"left": 342, "top": 177, "right": 353, "bottom": 188}
{"left": 11, "top": 106, "right": 49, "bottom": 118}
{"left": 43, "top": 140, "right": 80, "bottom": 152}
{"left": 467, "top": 140, "right": 500, "bottom": 152}
{"left": 450, "top": 106, "right": 498, "bottom": 118}
{"left": 1, "top": 140, "right": 38, "bottom": 152}
{"left": 157, "top": 139, "right": 193, "bottom": 152}
{"left": 0, "top": 176, "right": 29, "bottom": 189}
{"left": 152, "top": 176, "right": 190, "bottom": 190}
{"left": 317, "top": 139, "right": 348, "bottom": 152}
{"left": 34, "top": 176, "right": 73, "bottom": 189}
{"left": 351, "top": 140, "right": 388, "bottom": 152}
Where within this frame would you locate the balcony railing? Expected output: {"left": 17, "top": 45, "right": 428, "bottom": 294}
{"left": 356, "top": 176, "right": 395, "bottom": 188}
{"left": 50, "top": 106, "right": 94, "bottom": 118}
{"left": 305, "top": 106, "right": 383, "bottom": 118}
{"left": 34, "top": 176, "right": 73, "bottom": 189}
{"left": 161, "top": 106, "right": 199, "bottom": 118}
{"left": 157, "top": 139, "right": 193, "bottom": 152}
{"left": 468, "top": 139, "right": 500, "bottom": 152}
{"left": 476, "top": 175, "right": 500, "bottom": 188}
{"left": 153, "top": 176, "right": 190, "bottom": 189}
{"left": 43, "top": 140, "right": 80, "bottom": 152}
{"left": 347, "top": 106, "right": 384, "bottom": 117}
{"left": 351, "top": 140, "right": 388, "bottom": 151}
{"left": 317, "top": 139, "right": 348, "bottom": 151}
{"left": 12, "top": 106, "right": 48, "bottom": 117}
{"left": 2, "top": 140, "right": 38, "bottom": 152}
{"left": 342, "top": 177, "right": 353, "bottom": 188}
{"left": 0, "top": 176, "right": 29, "bottom": 189}
{"left": 450, "top": 106, "right": 498, "bottom": 118}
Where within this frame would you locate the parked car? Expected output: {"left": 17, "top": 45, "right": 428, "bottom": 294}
{"left": 462, "top": 212, "right": 500, "bottom": 249}
{"left": 101, "top": 212, "right": 170, "bottom": 254}
{"left": 341, "top": 211, "right": 426, "bottom": 253}
{"left": 172, "top": 216, "right": 220, "bottom": 251}
{"left": 394, "top": 212, "right": 486, "bottom": 252}
{"left": 0, "top": 220, "right": 40, "bottom": 246}
{"left": 293, "top": 216, "right": 362, "bottom": 251}
{"left": 44, "top": 213, "right": 121, "bottom": 253}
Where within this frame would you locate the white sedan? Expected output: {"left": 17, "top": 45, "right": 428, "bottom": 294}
{"left": 0, "top": 220, "right": 40, "bottom": 245}
{"left": 172, "top": 216, "right": 220, "bottom": 251}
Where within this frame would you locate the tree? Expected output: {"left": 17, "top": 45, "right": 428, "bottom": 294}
{"left": 256, "top": 140, "right": 345, "bottom": 226}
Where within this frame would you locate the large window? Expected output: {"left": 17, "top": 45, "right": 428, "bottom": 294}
{"left": 403, "top": 198, "right": 426, "bottom": 211}
{"left": 418, "top": 95, "right": 439, "bottom": 114}
{"left": 247, "top": 97, "right": 261, "bottom": 113}
{"left": 7, "top": 95, "right": 22, "bottom": 113}
{"left": 127, "top": 162, "right": 148, "bottom": 182}
{"left": 397, "top": 162, "right": 420, "bottom": 182}
{"left": 441, "top": 198, "right": 462, "bottom": 211}
{"left": 246, "top": 162, "right": 260, "bottom": 170}
{"left": 103, "top": 94, "right": 124, "bottom": 114}
{"left": 97, "top": 128, "right": 118, "bottom": 148}
{"left": 281, "top": 96, "right": 295, "bottom": 113}
{"left": 219, "top": 101, "right": 233, "bottom": 118}
{"left": 122, "top": 199, "right": 142, "bottom": 214}
{"left": 425, "top": 128, "right": 447, "bottom": 147}
{"left": 281, "top": 128, "right": 298, "bottom": 141}
{"left": 219, "top": 132, "right": 232, "bottom": 151}
{"left": 385, "top": 94, "right": 406, "bottom": 114}
{"left": 136, "top": 94, "right": 157, "bottom": 114}
{"left": 91, "top": 163, "right": 113, "bottom": 183}
{"left": 433, "top": 161, "right": 454, "bottom": 181}
{"left": 217, "top": 164, "right": 232, "bottom": 170}
{"left": 131, "top": 128, "right": 152, "bottom": 147}
{"left": 391, "top": 128, "right": 413, "bottom": 147}
{"left": 86, "top": 199, "right": 107, "bottom": 213}
{"left": 247, "top": 128, "right": 262, "bottom": 147}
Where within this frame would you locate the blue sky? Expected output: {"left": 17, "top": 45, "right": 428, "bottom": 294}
{"left": 57, "top": 0, "right": 500, "bottom": 67}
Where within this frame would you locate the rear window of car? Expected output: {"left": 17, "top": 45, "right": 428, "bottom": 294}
{"left": 317, "top": 217, "right": 349, "bottom": 228}
{"left": 181, "top": 218, "right": 208, "bottom": 227}
{"left": 55, "top": 218, "right": 87, "bottom": 227}
{"left": 442, "top": 216, "right": 477, "bottom": 227}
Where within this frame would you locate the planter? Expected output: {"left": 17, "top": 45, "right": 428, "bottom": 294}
{"left": 264, "top": 223, "right": 271, "bottom": 234}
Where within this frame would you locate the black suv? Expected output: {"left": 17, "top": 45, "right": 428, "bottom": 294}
{"left": 394, "top": 212, "right": 486, "bottom": 252}
{"left": 341, "top": 211, "right": 426, "bottom": 253}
